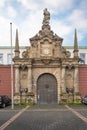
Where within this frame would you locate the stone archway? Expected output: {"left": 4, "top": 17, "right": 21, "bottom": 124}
{"left": 37, "top": 73, "right": 58, "bottom": 104}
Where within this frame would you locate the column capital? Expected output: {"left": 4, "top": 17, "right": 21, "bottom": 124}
{"left": 14, "top": 64, "right": 20, "bottom": 68}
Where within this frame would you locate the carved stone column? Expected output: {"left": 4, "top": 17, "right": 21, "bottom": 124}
{"left": 74, "top": 67, "right": 79, "bottom": 93}
{"left": 15, "top": 65, "right": 20, "bottom": 93}
{"left": 27, "top": 65, "right": 32, "bottom": 92}
{"left": 61, "top": 66, "right": 66, "bottom": 93}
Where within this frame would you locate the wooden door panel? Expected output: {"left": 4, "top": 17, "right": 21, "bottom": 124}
{"left": 37, "top": 73, "right": 57, "bottom": 104}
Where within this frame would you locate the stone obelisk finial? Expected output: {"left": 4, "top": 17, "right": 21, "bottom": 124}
{"left": 73, "top": 29, "right": 79, "bottom": 58}
{"left": 14, "top": 29, "right": 20, "bottom": 58}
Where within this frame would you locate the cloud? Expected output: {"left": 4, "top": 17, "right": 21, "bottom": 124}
{"left": 17, "top": 0, "right": 74, "bottom": 14}
{"left": 0, "top": 0, "right": 6, "bottom": 7}
{"left": 0, "top": 16, "right": 17, "bottom": 46}
{"left": 0, "top": 0, "right": 87, "bottom": 46}
{"left": 6, "top": 6, "right": 17, "bottom": 18}
{"left": 69, "top": 9, "right": 87, "bottom": 30}
{"left": 51, "top": 20, "right": 72, "bottom": 36}
{"left": 0, "top": 17, "right": 10, "bottom": 45}
{"left": 17, "top": 0, "right": 39, "bottom": 10}
{"left": 43, "top": 0, "right": 73, "bottom": 11}
{"left": 17, "top": 8, "right": 73, "bottom": 46}
{"left": 67, "top": 8, "right": 87, "bottom": 44}
{"left": 18, "top": 10, "right": 43, "bottom": 46}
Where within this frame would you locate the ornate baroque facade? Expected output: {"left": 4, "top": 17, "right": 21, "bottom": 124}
{"left": 13, "top": 9, "right": 79, "bottom": 104}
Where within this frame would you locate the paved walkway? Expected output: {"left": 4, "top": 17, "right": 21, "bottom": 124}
{"left": 0, "top": 105, "right": 87, "bottom": 130}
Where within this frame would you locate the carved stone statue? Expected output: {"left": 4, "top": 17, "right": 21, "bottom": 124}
{"left": 43, "top": 8, "right": 50, "bottom": 25}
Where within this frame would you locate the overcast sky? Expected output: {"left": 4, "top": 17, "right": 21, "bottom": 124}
{"left": 0, "top": 0, "right": 87, "bottom": 47}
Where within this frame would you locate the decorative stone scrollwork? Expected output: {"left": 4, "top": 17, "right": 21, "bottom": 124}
{"left": 66, "top": 65, "right": 74, "bottom": 70}
{"left": 54, "top": 34, "right": 63, "bottom": 41}
{"left": 41, "top": 59, "right": 52, "bottom": 65}
{"left": 19, "top": 64, "right": 28, "bottom": 70}
{"left": 66, "top": 51, "right": 71, "bottom": 58}
{"left": 66, "top": 87, "right": 74, "bottom": 94}
{"left": 20, "top": 88, "right": 28, "bottom": 94}
{"left": 22, "top": 51, "right": 28, "bottom": 58}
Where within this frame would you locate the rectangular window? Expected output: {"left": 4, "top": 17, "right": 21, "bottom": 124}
{"left": 79, "top": 53, "right": 85, "bottom": 64}
{"left": 0, "top": 54, "right": 3, "bottom": 64}
{"left": 7, "top": 54, "right": 12, "bottom": 64}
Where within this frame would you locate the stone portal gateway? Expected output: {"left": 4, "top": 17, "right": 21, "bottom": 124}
{"left": 13, "top": 8, "right": 80, "bottom": 104}
{"left": 37, "top": 73, "right": 57, "bottom": 104}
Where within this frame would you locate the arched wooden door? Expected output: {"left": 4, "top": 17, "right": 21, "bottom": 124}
{"left": 37, "top": 73, "right": 57, "bottom": 104}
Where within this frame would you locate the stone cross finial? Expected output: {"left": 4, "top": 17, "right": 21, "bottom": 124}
{"left": 43, "top": 8, "right": 50, "bottom": 25}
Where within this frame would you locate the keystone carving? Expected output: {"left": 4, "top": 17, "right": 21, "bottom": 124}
{"left": 41, "top": 59, "right": 52, "bottom": 65}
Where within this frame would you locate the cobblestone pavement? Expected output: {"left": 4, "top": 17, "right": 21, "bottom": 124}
{"left": 77, "top": 110, "right": 87, "bottom": 118}
{"left": 0, "top": 111, "right": 18, "bottom": 126}
{"left": 3, "top": 105, "right": 87, "bottom": 130}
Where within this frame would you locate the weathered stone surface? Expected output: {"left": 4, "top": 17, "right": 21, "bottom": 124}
{"left": 13, "top": 9, "right": 79, "bottom": 104}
